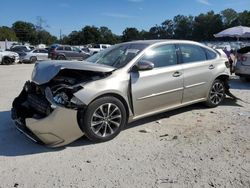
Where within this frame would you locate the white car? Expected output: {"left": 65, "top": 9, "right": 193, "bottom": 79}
{"left": 235, "top": 46, "right": 250, "bottom": 81}
{"left": 21, "top": 49, "right": 49, "bottom": 63}
{"left": 88, "top": 44, "right": 111, "bottom": 55}
{"left": 0, "top": 49, "right": 19, "bottom": 65}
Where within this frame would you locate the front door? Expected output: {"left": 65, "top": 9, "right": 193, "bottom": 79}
{"left": 131, "top": 44, "right": 184, "bottom": 117}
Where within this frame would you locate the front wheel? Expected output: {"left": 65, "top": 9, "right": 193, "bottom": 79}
{"left": 79, "top": 96, "right": 127, "bottom": 142}
{"left": 205, "top": 79, "right": 225, "bottom": 107}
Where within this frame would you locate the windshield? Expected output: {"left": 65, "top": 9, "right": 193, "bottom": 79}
{"left": 86, "top": 43, "right": 149, "bottom": 68}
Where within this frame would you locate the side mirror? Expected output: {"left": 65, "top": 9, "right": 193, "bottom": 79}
{"left": 137, "top": 60, "right": 154, "bottom": 71}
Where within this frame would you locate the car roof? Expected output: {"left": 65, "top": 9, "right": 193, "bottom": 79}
{"left": 122, "top": 39, "right": 203, "bottom": 46}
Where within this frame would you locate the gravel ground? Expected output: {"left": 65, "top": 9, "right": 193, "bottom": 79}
{"left": 0, "top": 64, "right": 249, "bottom": 188}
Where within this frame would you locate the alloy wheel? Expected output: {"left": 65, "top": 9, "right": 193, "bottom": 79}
{"left": 90, "top": 103, "right": 122, "bottom": 137}
{"left": 209, "top": 82, "right": 225, "bottom": 105}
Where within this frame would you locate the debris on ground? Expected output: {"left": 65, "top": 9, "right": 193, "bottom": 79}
{"left": 139, "top": 128, "right": 152, "bottom": 133}
{"left": 159, "top": 134, "right": 169, "bottom": 137}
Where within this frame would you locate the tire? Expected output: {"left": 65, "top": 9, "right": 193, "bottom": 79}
{"left": 79, "top": 96, "right": 127, "bottom": 142}
{"left": 205, "top": 79, "right": 225, "bottom": 107}
{"left": 56, "top": 55, "right": 66, "bottom": 60}
{"left": 1, "top": 57, "right": 13, "bottom": 65}
{"left": 30, "top": 56, "right": 37, "bottom": 63}
{"left": 240, "top": 76, "right": 250, "bottom": 82}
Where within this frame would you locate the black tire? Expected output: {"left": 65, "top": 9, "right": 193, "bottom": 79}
{"left": 79, "top": 96, "right": 127, "bottom": 142}
{"left": 2, "top": 57, "right": 13, "bottom": 65}
{"left": 240, "top": 76, "right": 250, "bottom": 82}
{"left": 205, "top": 79, "right": 225, "bottom": 107}
{"left": 56, "top": 55, "right": 66, "bottom": 60}
{"left": 30, "top": 56, "right": 37, "bottom": 63}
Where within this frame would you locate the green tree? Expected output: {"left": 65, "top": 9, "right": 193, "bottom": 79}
{"left": 12, "top": 21, "right": 37, "bottom": 43}
{"left": 36, "top": 30, "right": 57, "bottom": 45}
{"left": 0, "top": 26, "right": 18, "bottom": 41}
{"left": 122, "top": 27, "right": 140, "bottom": 42}
{"left": 221, "top": 9, "right": 238, "bottom": 28}
{"left": 173, "top": 15, "right": 193, "bottom": 39}
{"left": 238, "top": 10, "right": 250, "bottom": 26}
{"left": 193, "top": 11, "right": 223, "bottom": 41}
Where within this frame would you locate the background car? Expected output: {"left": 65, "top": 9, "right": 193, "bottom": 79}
{"left": 21, "top": 49, "right": 49, "bottom": 63}
{"left": 88, "top": 44, "right": 111, "bottom": 55}
{"left": 12, "top": 40, "right": 230, "bottom": 147}
{"left": 235, "top": 46, "right": 250, "bottom": 81}
{"left": 0, "top": 49, "right": 19, "bottom": 65}
{"left": 48, "top": 45, "right": 90, "bottom": 60}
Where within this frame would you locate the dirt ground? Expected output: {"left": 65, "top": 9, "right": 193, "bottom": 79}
{"left": 0, "top": 64, "right": 249, "bottom": 188}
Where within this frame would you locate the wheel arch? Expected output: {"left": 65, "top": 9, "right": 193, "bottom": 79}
{"left": 214, "top": 74, "right": 230, "bottom": 90}
{"left": 91, "top": 93, "right": 131, "bottom": 120}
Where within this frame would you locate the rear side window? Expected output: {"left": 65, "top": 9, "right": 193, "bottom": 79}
{"left": 65, "top": 47, "right": 71, "bottom": 51}
{"left": 141, "top": 44, "right": 177, "bottom": 68}
{"left": 57, "top": 46, "right": 63, "bottom": 51}
{"left": 179, "top": 44, "right": 207, "bottom": 63}
{"left": 204, "top": 48, "right": 217, "bottom": 60}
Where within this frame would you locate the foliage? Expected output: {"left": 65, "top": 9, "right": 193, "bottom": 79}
{"left": 1, "top": 9, "right": 250, "bottom": 45}
{"left": 0, "top": 26, "right": 18, "bottom": 41}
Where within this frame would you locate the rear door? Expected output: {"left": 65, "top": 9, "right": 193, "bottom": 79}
{"left": 38, "top": 49, "right": 48, "bottom": 60}
{"left": 131, "top": 44, "right": 184, "bottom": 116}
{"left": 178, "top": 44, "right": 216, "bottom": 103}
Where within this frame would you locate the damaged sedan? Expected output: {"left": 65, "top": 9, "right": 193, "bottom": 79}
{"left": 12, "top": 40, "right": 230, "bottom": 147}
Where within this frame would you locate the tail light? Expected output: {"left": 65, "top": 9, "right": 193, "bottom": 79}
{"left": 238, "top": 55, "right": 248, "bottom": 62}
{"left": 225, "top": 61, "right": 230, "bottom": 68}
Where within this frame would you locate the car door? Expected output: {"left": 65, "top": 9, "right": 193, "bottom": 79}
{"left": 131, "top": 44, "right": 184, "bottom": 116}
{"left": 72, "top": 47, "right": 83, "bottom": 60}
{"left": 38, "top": 49, "right": 49, "bottom": 60}
{"left": 178, "top": 44, "right": 215, "bottom": 103}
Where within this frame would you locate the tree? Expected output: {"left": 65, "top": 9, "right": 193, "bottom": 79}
{"left": 161, "top": 19, "right": 174, "bottom": 39}
{"left": 193, "top": 11, "right": 223, "bottom": 41}
{"left": 12, "top": 21, "right": 37, "bottom": 43}
{"left": 122, "top": 27, "right": 140, "bottom": 42}
{"left": 99, "top": 26, "right": 119, "bottom": 44}
{"left": 36, "top": 30, "right": 57, "bottom": 45}
{"left": 0, "top": 26, "right": 18, "bottom": 41}
{"left": 221, "top": 9, "right": 239, "bottom": 28}
{"left": 173, "top": 15, "right": 193, "bottom": 39}
{"left": 238, "top": 10, "right": 250, "bottom": 26}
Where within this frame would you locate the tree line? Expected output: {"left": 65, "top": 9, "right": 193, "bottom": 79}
{"left": 0, "top": 8, "right": 250, "bottom": 46}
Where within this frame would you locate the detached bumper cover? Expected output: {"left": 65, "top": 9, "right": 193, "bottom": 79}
{"left": 12, "top": 84, "right": 84, "bottom": 147}
{"left": 12, "top": 106, "right": 84, "bottom": 147}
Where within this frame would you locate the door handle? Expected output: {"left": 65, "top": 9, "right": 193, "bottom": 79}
{"left": 208, "top": 64, "right": 215, "bottom": 69}
{"left": 173, "top": 71, "right": 182, "bottom": 77}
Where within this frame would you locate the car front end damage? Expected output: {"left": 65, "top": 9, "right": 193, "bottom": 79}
{"left": 11, "top": 61, "right": 115, "bottom": 147}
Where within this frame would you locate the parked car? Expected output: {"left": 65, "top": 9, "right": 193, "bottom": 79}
{"left": 21, "top": 49, "right": 49, "bottom": 63}
{"left": 47, "top": 44, "right": 60, "bottom": 59}
{"left": 48, "top": 45, "right": 90, "bottom": 60}
{"left": 0, "top": 49, "right": 19, "bottom": 65}
{"left": 88, "top": 44, "right": 111, "bottom": 55}
{"left": 235, "top": 46, "right": 250, "bottom": 81}
{"left": 12, "top": 40, "right": 230, "bottom": 147}
{"left": 10, "top": 45, "right": 31, "bottom": 52}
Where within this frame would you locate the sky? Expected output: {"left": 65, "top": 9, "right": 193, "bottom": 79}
{"left": 1, "top": 0, "right": 250, "bottom": 38}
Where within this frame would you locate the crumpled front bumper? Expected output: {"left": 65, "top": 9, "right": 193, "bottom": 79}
{"left": 12, "top": 86, "right": 84, "bottom": 147}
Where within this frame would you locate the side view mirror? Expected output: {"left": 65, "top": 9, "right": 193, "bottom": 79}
{"left": 137, "top": 60, "right": 154, "bottom": 71}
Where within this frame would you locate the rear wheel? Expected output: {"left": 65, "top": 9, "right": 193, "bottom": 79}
{"left": 57, "top": 55, "right": 66, "bottom": 60}
{"left": 79, "top": 96, "right": 127, "bottom": 142}
{"left": 30, "top": 56, "right": 37, "bottom": 63}
{"left": 205, "top": 79, "right": 225, "bottom": 107}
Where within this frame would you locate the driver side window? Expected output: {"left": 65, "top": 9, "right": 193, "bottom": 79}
{"left": 141, "top": 44, "right": 177, "bottom": 68}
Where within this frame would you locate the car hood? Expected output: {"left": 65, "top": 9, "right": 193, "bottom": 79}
{"left": 1, "top": 51, "right": 19, "bottom": 57}
{"left": 31, "top": 60, "right": 115, "bottom": 85}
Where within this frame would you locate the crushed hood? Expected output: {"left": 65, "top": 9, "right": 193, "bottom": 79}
{"left": 31, "top": 60, "right": 115, "bottom": 85}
